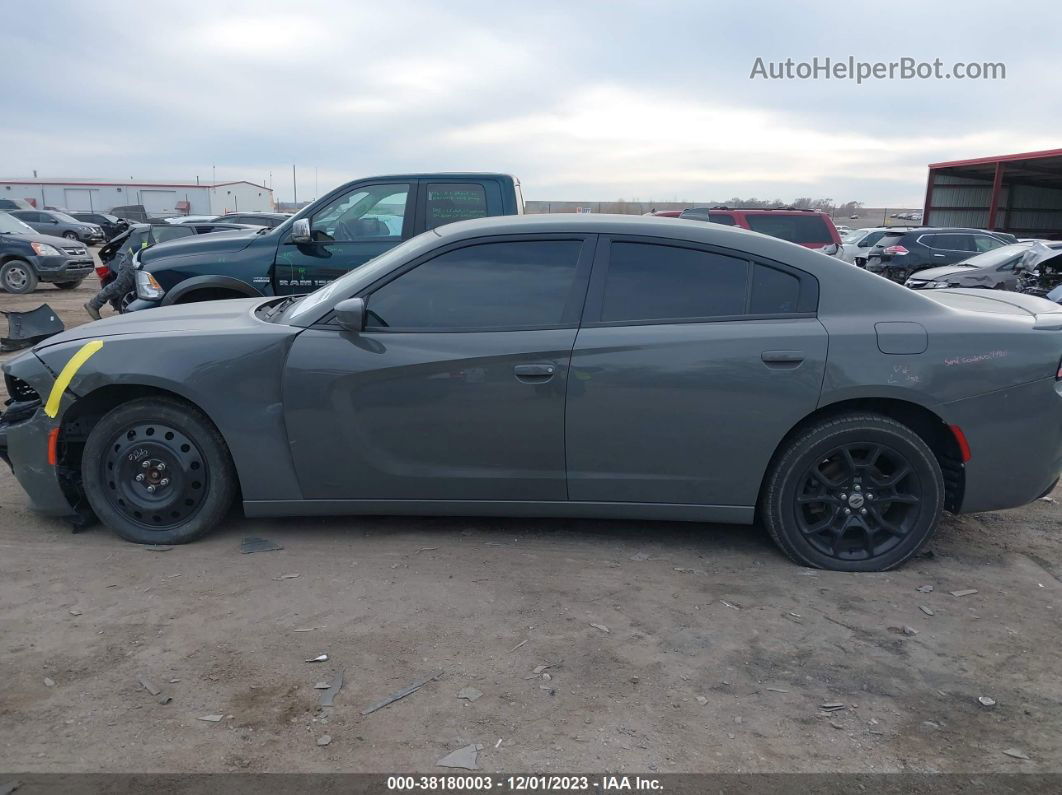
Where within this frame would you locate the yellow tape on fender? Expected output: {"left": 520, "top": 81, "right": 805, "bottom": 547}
{"left": 44, "top": 340, "right": 104, "bottom": 418}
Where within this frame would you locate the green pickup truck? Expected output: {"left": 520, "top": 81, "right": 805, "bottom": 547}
{"left": 124, "top": 173, "right": 524, "bottom": 312}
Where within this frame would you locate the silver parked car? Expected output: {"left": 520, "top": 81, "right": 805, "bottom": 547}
{"left": 906, "top": 242, "right": 1062, "bottom": 291}
{"left": 8, "top": 209, "right": 104, "bottom": 244}
{"left": 3, "top": 214, "right": 1062, "bottom": 572}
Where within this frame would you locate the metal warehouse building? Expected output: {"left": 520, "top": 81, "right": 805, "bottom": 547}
{"left": 924, "top": 148, "right": 1062, "bottom": 236}
{"left": 0, "top": 178, "right": 274, "bottom": 217}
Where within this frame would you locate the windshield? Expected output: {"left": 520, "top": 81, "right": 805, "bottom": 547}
{"left": 841, "top": 229, "right": 866, "bottom": 243}
{"left": 281, "top": 233, "right": 438, "bottom": 324}
{"left": 50, "top": 211, "right": 81, "bottom": 224}
{"left": 0, "top": 212, "right": 37, "bottom": 234}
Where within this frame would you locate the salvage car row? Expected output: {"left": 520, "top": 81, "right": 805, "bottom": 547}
{"left": 3, "top": 173, "right": 1062, "bottom": 573}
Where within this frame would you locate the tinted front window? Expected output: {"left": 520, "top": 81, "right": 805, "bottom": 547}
{"left": 974, "top": 235, "right": 1005, "bottom": 253}
{"left": 367, "top": 240, "right": 582, "bottom": 330}
{"left": 745, "top": 214, "right": 833, "bottom": 245}
{"left": 601, "top": 242, "right": 749, "bottom": 322}
{"left": 425, "top": 183, "right": 488, "bottom": 230}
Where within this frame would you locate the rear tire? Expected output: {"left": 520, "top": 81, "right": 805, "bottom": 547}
{"left": 0, "top": 259, "right": 38, "bottom": 293}
{"left": 81, "top": 397, "right": 237, "bottom": 545}
{"left": 760, "top": 413, "right": 943, "bottom": 572}
{"left": 54, "top": 280, "right": 82, "bottom": 290}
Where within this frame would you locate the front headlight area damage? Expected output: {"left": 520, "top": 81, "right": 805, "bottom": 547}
{"left": 1, "top": 345, "right": 102, "bottom": 526}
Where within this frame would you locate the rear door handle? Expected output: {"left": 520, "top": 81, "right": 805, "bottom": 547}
{"left": 514, "top": 363, "right": 557, "bottom": 381}
{"left": 761, "top": 350, "right": 805, "bottom": 364}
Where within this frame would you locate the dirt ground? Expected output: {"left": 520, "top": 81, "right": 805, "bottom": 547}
{"left": 1, "top": 275, "right": 1061, "bottom": 775}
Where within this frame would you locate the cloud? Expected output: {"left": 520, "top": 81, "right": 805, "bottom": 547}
{"left": 1, "top": 0, "right": 1058, "bottom": 205}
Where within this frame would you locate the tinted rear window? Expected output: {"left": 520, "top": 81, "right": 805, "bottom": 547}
{"left": 745, "top": 214, "right": 833, "bottom": 245}
{"left": 602, "top": 242, "right": 749, "bottom": 322}
{"left": 425, "top": 183, "right": 488, "bottom": 230}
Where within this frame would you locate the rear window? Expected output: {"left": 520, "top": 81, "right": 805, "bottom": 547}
{"left": 425, "top": 183, "right": 488, "bottom": 230}
{"left": 709, "top": 213, "right": 737, "bottom": 226}
{"left": 678, "top": 208, "right": 710, "bottom": 221}
{"left": 745, "top": 214, "right": 834, "bottom": 245}
{"left": 875, "top": 232, "right": 907, "bottom": 249}
{"left": 153, "top": 226, "right": 195, "bottom": 243}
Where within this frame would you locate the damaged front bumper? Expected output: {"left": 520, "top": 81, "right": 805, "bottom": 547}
{"left": 0, "top": 399, "right": 75, "bottom": 516}
{"left": 1, "top": 353, "right": 78, "bottom": 517}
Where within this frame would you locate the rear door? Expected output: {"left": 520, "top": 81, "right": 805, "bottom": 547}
{"left": 565, "top": 236, "right": 827, "bottom": 508}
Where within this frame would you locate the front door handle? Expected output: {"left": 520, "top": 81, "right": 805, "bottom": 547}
{"left": 761, "top": 350, "right": 805, "bottom": 365}
{"left": 514, "top": 363, "right": 557, "bottom": 381}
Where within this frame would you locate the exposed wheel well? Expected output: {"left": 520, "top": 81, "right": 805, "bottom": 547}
{"left": 174, "top": 288, "right": 252, "bottom": 303}
{"left": 56, "top": 385, "right": 241, "bottom": 509}
{"left": 762, "top": 398, "right": 965, "bottom": 514}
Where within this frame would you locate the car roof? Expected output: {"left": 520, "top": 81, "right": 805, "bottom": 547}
{"left": 432, "top": 213, "right": 840, "bottom": 264}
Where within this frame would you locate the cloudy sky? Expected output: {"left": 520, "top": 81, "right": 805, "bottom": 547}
{"left": 2, "top": 1, "right": 1058, "bottom": 205}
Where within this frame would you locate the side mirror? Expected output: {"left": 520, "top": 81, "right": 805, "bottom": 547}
{"left": 822, "top": 243, "right": 839, "bottom": 256}
{"left": 291, "top": 217, "right": 312, "bottom": 243}
{"left": 334, "top": 297, "right": 365, "bottom": 333}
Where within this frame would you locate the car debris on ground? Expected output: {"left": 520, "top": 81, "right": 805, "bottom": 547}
{"left": 197, "top": 714, "right": 224, "bottom": 722}
{"left": 1002, "top": 748, "right": 1031, "bottom": 760}
{"left": 361, "top": 671, "right": 443, "bottom": 716}
{"left": 950, "top": 589, "right": 978, "bottom": 597}
{"left": 978, "top": 696, "right": 997, "bottom": 707}
{"left": 319, "top": 671, "right": 344, "bottom": 707}
{"left": 437, "top": 743, "right": 482, "bottom": 770}
{"left": 240, "top": 537, "right": 283, "bottom": 554}
{"left": 589, "top": 623, "right": 610, "bottom": 633}
{"left": 457, "top": 687, "right": 483, "bottom": 702}
{"left": 305, "top": 654, "right": 328, "bottom": 663}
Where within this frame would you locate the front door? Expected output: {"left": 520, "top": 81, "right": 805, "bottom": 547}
{"left": 565, "top": 237, "right": 827, "bottom": 507}
{"left": 283, "top": 235, "right": 595, "bottom": 501}
{"left": 275, "top": 181, "right": 415, "bottom": 294}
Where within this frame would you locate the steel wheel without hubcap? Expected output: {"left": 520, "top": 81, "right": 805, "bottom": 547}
{"left": 4, "top": 264, "right": 29, "bottom": 291}
{"left": 795, "top": 443, "right": 922, "bottom": 562}
{"left": 102, "top": 422, "right": 209, "bottom": 530}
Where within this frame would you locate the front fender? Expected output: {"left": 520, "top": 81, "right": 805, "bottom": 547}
{"left": 34, "top": 331, "right": 303, "bottom": 503}
{"left": 160, "top": 275, "right": 264, "bottom": 306}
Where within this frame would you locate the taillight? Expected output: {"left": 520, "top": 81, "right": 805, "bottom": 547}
{"left": 95, "top": 265, "right": 111, "bottom": 280}
{"left": 1056, "top": 356, "right": 1062, "bottom": 380}
{"left": 884, "top": 245, "right": 909, "bottom": 256}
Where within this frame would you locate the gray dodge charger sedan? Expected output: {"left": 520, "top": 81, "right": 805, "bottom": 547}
{"left": 3, "top": 214, "right": 1062, "bottom": 572}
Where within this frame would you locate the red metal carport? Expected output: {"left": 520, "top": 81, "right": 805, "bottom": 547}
{"left": 924, "top": 148, "right": 1062, "bottom": 237}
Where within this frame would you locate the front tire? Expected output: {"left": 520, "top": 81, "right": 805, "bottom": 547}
{"left": 0, "top": 259, "right": 38, "bottom": 293}
{"left": 82, "top": 397, "right": 237, "bottom": 544}
{"left": 63, "top": 231, "right": 79, "bottom": 240}
{"left": 760, "top": 413, "right": 944, "bottom": 572}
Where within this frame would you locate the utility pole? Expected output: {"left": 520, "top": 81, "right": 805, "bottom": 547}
{"left": 292, "top": 165, "right": 297, "bottom": 205}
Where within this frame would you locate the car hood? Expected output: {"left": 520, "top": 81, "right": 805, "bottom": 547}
{"left": 140, "top": 228, "right": 262, "bottom": 266}
{"left": 907, "top": 265, "right": 977, "bottom": 281}
{"left": 34, "top": 297, "right": 270, "bottom": 350}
